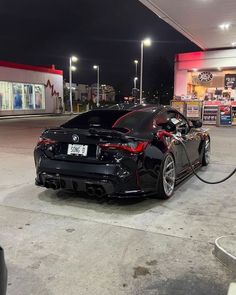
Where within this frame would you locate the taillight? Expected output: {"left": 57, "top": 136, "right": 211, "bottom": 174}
{"left": 99, "top": 141, "right": 148, "bottom": 153}
{"left": 37, "top": 137, "right": 57, "bottom": 146}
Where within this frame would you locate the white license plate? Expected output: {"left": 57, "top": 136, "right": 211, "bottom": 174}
{"left": 67, "top": 144, "right": 88, "bottom": 156}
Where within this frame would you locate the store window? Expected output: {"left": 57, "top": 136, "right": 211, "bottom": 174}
{"left": 0, "top": 81, "right": 11, "bottom": 110}
{"left": 187, "top": 70, "right": 236, "bottom": 101}
{"left": 13, "top": 83, "right": 23, "bottom": 109}
{"left": 35, "top": 85, "right": 45, "bottom": 109}
{"left": 24, "top": 84, "right": 34, "bottom": 109}
{"left": 0, "top": 81, "right": 45, "bottom": 111}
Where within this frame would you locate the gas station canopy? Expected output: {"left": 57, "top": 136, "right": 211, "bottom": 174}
{"left": 139, "top": 0, "right": 236, "bottom": 50}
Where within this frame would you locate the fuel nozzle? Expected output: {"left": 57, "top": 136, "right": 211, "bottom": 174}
{"left": 156, "top": 130, "right": 172, "bottom": 140}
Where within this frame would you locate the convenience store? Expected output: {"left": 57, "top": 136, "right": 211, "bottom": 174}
{"left": 173, "top": 49, "right": 236, "bottom": 125}
{"left": 0, "top": 61, "right": 63, "bottom": 116}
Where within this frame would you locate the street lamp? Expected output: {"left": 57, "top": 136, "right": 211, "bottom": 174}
{"left": 140, "top": 38, "right": 152, "bottom": 104}
{"left": 93, "top": 65, "right": 100, "bottom": 107}
{"left": 134, "top": 77, "right": 138, "bottom": 89}
{"left": 134, "top": 60, "right": 139, "bottom": 77}
{"left": 69, "top": 56, "right": 78, "bottom": 113}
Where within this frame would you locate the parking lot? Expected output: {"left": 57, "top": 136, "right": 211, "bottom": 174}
{"left": 0, "top": 115, "right": 236, "bottom": 295}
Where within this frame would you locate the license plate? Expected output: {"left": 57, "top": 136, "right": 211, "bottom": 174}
{"left": 67, "top": 144, "right": 88, "bottom": 156}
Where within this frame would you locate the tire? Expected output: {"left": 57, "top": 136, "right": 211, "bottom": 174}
{"left": 202, "top": 137, "right": 210, "bottom": 166}
{"left": 157, "top": 153, "right": 176, "bottom": 199}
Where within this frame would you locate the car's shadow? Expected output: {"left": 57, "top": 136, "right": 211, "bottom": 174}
{"left": 38, "top": 168, "right": 204, "bottom": 215}
{"left": 38, "top": 188, "right": 165, "bottom": 215}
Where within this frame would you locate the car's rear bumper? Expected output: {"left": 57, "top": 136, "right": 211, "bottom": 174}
{"left": 35, "top": 157, "right": 148, "bottom": 198}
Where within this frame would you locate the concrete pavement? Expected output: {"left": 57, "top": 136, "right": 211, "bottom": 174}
{"left": 0, "top": 116, "right": 236, "bottom": 294}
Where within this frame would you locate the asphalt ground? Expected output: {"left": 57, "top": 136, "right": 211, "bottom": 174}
{"left": 0, "top": 115, "right": 236, "bottom": 295}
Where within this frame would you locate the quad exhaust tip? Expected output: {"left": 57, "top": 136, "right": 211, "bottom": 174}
{"left": 44, "top": 179, "right": 106, "bottom": 197}
{"left": 86, "top": 185, "right": 106, "bottom": 198}
{"left": 45, "top": 181, "right": 60, "bottom": 190}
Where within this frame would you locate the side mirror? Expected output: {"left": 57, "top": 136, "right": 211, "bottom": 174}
{"left": 191, "top": 120, "right": 202, "bottom": 128}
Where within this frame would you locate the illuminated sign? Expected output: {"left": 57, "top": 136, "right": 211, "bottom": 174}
{"left": 225, "top": 74, "right": 236, "bottom": 89}
{"left": 198, "top": 72, "right": 213, "bottom": 82}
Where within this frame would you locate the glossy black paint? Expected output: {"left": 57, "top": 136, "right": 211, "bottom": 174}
{"left": 34, "top": 106, "right": 210, "bottom": 198}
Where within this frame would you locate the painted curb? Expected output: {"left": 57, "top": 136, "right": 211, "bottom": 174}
{"left": 227, "top": 283, "right": 236, "bottom": 295}
{"left": 214, "top": 236, "right": 236, "bottom": 272}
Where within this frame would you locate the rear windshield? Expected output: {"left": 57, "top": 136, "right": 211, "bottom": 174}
{"left": 61, "top": 110, "right": 129, "bottom": 129}
{"left": 113, "top": 110, "right": 153, "bottom": 131}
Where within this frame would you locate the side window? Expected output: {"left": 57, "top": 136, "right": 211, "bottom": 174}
{"left": 152, "top": 113, "right": 168, "bottom": 129}
{"left": 167, "top": 111, "right": 190, "bottom": 134}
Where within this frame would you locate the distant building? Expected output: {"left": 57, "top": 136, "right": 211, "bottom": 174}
{"left": 65, "top": 83, "right": 115, "bottom": 104}
{"left": 0, "top": 61, "right": 63, "bottom": 116}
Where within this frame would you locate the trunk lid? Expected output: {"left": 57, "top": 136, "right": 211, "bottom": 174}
{"left": 40, "top": 127, "right": 129, "bottom": 162}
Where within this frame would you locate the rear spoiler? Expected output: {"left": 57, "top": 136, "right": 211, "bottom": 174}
{"left": 88, "top": 128, "right": 128, "bottom": 142}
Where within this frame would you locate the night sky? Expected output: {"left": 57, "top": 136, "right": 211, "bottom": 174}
{"left": 0, "top": 0, "right": 199, "bottom": 95}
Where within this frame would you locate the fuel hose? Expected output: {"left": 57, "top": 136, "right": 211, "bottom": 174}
{"left": 174, "top": 135, "right": 236, "bottom": 184}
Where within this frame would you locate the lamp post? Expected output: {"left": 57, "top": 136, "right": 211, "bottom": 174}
{"left": 134, "top": 60, "right": 139, "bottom": 77}
{"left": 134, "top": 77, "right": 138, "bottom": 89}
{"left": 69, "top": 56, "right": 78, "bottom": 113}
{"left": 139, "top": 38, "right": 152, "bottom": 104}
{"left": 93, "top": 65, "right": 100, "bottom": 107}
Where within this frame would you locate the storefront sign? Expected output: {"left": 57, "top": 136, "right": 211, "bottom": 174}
{"left": 225, "top": 74, "right": 236, "bottom": 89}
{"left": 198, "top": 72, "right": 213, "bottom": 82}
{"left": 186, "top": 101, "right": 201, "bottom": 118}
{"left": 219, "top": 105, "right": 232, "bottom": 126}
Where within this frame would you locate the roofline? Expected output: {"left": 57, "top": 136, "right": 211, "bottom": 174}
{"left": 138, "top": 0, "right": 206, "bottom": 50}
{"left": 0, "top": 60, "right": 63, "bottom": 75}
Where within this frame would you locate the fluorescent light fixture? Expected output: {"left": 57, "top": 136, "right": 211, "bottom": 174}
{"left": 219, "top": 23, "right": 231, "bottom": 30}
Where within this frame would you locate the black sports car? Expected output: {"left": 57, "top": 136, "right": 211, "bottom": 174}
{"left": 34, "top": 106, "right": 210, "bottom": 199}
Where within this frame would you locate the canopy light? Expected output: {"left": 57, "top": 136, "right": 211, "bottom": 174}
{"left": 219, "top": 23, "right": 231, "bottom": 30}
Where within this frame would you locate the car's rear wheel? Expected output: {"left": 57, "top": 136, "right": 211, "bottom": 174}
{"left": 157, "top": 153, "right": 176, "bottom": 199}
{"left": 202, "top": 138, "right": 210, "bottom": 166}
